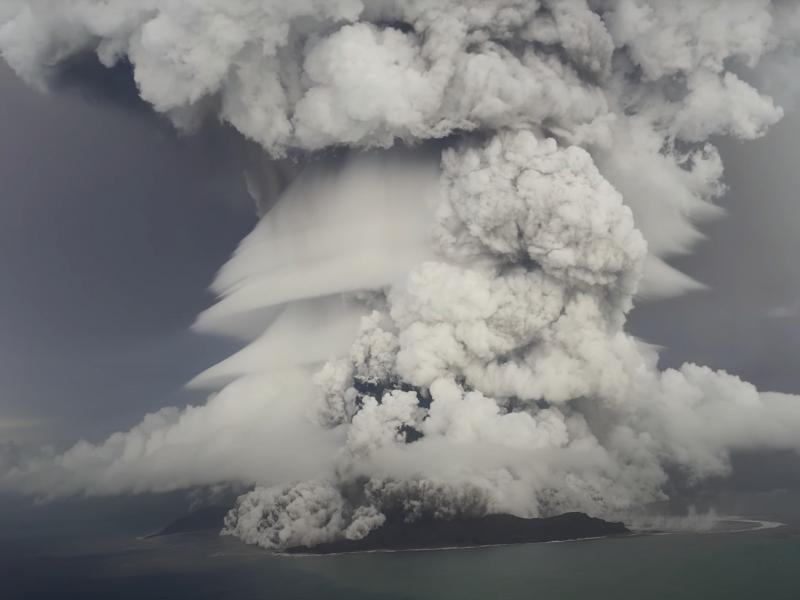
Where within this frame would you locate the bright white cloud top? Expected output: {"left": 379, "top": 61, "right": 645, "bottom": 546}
{"left": 2, "top": 0, "right": 800, "bottom": 551}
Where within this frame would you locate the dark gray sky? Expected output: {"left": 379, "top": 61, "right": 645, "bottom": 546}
{"left": 1, "top": 60, "right": 800, "bottom": 451}
{"left": 629, "top": 121, "right": 800, "bottom": 393}
{"left": 0, "top": 62, "right": 255, "bottom": 446}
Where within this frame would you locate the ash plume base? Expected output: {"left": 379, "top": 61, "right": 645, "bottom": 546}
{"left": 1, "top": 0, "right": 800, "bottom": 552}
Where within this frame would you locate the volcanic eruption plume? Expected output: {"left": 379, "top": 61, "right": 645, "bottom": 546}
{"left": 3, "top": 0, "right": 800, "bottom": 550}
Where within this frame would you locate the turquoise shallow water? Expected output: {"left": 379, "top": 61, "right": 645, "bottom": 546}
{"left": 5, "top": 524, "right": 799, "bottom": 599}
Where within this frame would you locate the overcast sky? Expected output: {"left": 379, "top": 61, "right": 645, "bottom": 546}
{"left": 2, "top": 60, "right": 800, "bottom": 449}
{"left": 0, "top": 62, "right": 255, "bottom": 445}
{"left": 630, "top": 112, "right": 800, "bottom": 392}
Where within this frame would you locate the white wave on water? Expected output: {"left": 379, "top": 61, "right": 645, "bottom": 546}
{"left": 716, "top": 518, "right": 785, "bottom": 533}
{"left": 628, "top": 513, "right": 786, "bottom": 535}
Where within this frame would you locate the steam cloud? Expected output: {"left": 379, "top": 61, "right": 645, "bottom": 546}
{"left": 3, "top": 0, "right": 800, "bottom": 550}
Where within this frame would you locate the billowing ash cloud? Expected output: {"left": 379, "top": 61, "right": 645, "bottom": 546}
{"left": 3, "top": 0, "right": 800, "bottom": 550}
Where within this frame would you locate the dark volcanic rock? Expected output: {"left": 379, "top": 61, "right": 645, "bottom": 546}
{"left": 286, "top": 512, "right": 628, "bottom": 554}
{"left": 147, "top": 505, "right": 229, "bottom": 538}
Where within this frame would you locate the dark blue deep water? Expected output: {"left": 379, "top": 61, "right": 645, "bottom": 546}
{"left": 2, "top": 492, "right": 799, "bottom": 599}
{"left": 4, "top": 527, "right": 800, "bottom": 600}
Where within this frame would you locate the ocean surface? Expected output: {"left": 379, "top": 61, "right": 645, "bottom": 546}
{"left": 3, "top": 492, "right": 799, "bottom": 599}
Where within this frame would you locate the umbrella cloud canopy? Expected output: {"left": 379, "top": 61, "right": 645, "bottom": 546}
{"left": 2, "top": 0, "right": 800, "bottom": 550}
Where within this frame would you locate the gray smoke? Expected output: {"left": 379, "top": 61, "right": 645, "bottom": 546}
{"left": 2, "top": 0, "right": 800, "bottom": 550}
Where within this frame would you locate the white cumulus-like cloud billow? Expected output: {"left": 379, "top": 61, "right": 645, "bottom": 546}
{"left": 2, "top": 0, "right": 800, "bottom": 550}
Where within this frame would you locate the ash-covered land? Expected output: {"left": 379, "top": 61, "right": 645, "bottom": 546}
{"left": 284, "top": 513, "right": 629, "bottom": 554}
{"left": 151, "top": 504, "right": 628, "bottom": 554}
